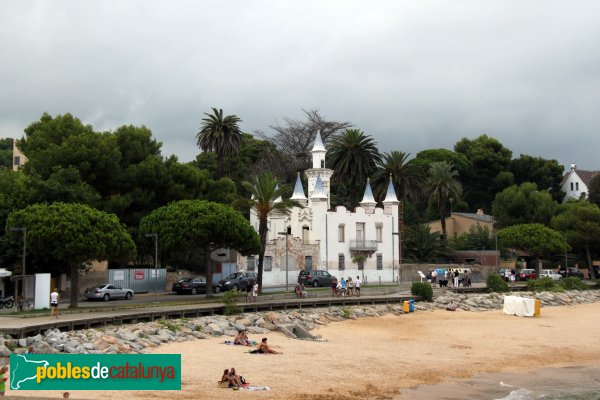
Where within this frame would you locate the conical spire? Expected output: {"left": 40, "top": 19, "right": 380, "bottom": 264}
{"left": 383, "top": 174, "right": 399, "bottom": 203}
{"left": 311, "top": 130, "right": 326, "bottom": 152}
{"left": 274, "top": 184, "right": 282, "bottom": 203}
{"left": 311, "top": 175, "right": 327, "bottom": 199}
{"left": 360, "top": 178, "right": 376, "bottom": 205}
{"left": 290, "top": 172, "right": 307, "bottom": 200}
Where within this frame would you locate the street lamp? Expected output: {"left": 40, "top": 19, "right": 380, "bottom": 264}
{"left": 145, "top": 233, "right": 158, "bottom": 294}
{"left": 10, "top": 227, "right": 26, "bottom": 298}
{"left": 278, "top": 229, "right": 291, "bottom": 292}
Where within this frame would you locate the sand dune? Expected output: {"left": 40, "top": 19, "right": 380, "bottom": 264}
{"left": 10, "top": 302, "right": 600, "bottom": 399}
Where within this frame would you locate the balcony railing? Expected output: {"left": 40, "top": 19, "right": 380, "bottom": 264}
{"left": 349, "top": 240, "right": 378, "bottom": 251}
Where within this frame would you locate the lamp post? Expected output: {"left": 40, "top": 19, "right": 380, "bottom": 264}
{"left": 10, "top": 226, "right": 26, "bottom": 298}
{"left": 145, "top": 233, "right": 158, "bottom": 294}
{"left": 278, "top": 230, "right": 290, "bottom": 291}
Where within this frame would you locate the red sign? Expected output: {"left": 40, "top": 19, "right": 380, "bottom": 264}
{"left": 134, "top": 270, "right": 145, "bottom": 280}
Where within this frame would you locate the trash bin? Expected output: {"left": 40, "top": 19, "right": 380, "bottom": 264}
{"left": 534, "top": 299, "right": 541, "bottom": 317}
{"left": 403, "top": 300, "right": 410, "bottom": 313}
{"left": 409, "top": 299, "right": 415, "bottom": 312}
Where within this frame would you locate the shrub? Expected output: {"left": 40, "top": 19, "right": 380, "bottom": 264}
{"left": 222, "top": 289, "right": 244, "bottom": 315}
{"left": 559, "top": 277, "right": 588, "bottom": 291}
{"left": 157, "top": 318, "right": 180, "bottom": 332}
{"left": 486, "top": 274, "right": 509, "bottom": 293}
{"left": 527, "top": 277, "right": 564, "bottom": 292}
{"left": 411, "top": 282, "right": 433, "bottom": 302}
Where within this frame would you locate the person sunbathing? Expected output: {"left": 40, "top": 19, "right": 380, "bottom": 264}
{"left": 234, "top": 330, "right": 249, "bottom": 346}
{"left": 229, "top": 367, "right": 246, "bottom": 386}
{"left": 257, "top": 337, "right": 281, "bottom": 354}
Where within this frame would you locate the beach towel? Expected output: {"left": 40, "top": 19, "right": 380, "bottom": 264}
{"left": 242, "top": 386, "right": 270, "bottom": 391}
{"left": 224, "top": 340, "right": 257, "bottom": 346}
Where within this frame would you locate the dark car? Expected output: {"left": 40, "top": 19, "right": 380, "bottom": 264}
{"left": 172, "top": 277, "right": 220, "bottom": 295}
{"left": 559, "top": 267, "right": 585, "bottom": 279}
{"left": 516, "top": 269, "right": 538, "bottom": 281}
{"left": 298, "top": 270, "right": 335, "bottom": 287}
{"left": 218, "top": 271, "right": 257, "bottom": 292}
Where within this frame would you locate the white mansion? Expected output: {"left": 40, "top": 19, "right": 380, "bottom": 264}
{"left": 238, "top": 132, "right": 401, "bottom": 285}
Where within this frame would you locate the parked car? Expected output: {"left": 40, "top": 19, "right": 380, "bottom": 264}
{"left": 559, "top": 267, "right": 585, "bottom": 279}
{"left": 218, "top": 271, "right": 258, "bottom": 291}
{"left": 298, "top": 270, "right": 335, "bottom": 287}
{"left": 516, "top": 269, "right": 538, "bottom": 281}
{"left": 539, "top": 269, "right": 562, "bottom": 280}
{"left": 172, "top": 277, "right": 220, "bottom": 295}
{"left": 85, "top": 284, "right": 134, "bottom": 301}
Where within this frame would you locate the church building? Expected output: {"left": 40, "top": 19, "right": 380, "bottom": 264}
{"left": 239, "top": 131, "right": 401, "bottom": 286}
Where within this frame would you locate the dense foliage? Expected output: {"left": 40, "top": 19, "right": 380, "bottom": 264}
{"left": 6, "top": 202, "right": 135, "bottom": 307}
{"left": 486, "top": 274, "right": 509, "bottom": 292}
{"left": 410, "top": 282, "right": 433, "bottom": 302}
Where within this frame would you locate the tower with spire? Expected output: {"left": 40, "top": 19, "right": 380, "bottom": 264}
{"left": 305, "top": 130, "right": 333, "bottom": 209}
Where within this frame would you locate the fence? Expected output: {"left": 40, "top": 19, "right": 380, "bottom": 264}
{"left": 109, "top": 268, "right": 167, "bottom": 293}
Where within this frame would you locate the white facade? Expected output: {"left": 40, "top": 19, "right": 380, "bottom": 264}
{"left": 561, "top": 163, "right": 597, "bottom": 202}
{"left": 241, "top": 131, "right": 400, "bottom": 285}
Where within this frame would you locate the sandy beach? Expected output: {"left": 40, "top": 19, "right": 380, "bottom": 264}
{"left": 8, "top": 302, "right": 600, "bottom": 399}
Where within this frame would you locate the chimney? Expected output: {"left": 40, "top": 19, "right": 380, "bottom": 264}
{"left": 570, "top": 163, "right": 577, "bottom": 171}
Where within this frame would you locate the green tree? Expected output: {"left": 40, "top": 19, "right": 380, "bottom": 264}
{"left": 6, "top": 203, "right": 135, "bottom": 307}
{"left": 454, "top": 135, "right": 513, "bottom": 211}
{"left": 328, "top": 129, "right": 381, "bottom": 209}
{"left": 0, "top": 138, "right": 13, "bottom": 169}
{"left": 510, "top": 155, "right": 565, "bottom": 202}
{"left": 414, "top": 148, "right": 472, "bottom": 182}
{"left": 588, "top": 175, "right": 600, "bottom": 207}
{"left": 425, "top": 162, "right": 462, "bottom": 240}
{"left": 372, "top": 151, "right": 424, "bottom": 203}
{"left": 551, "top": 201, "right": 600, "bottom": 279}
{"left": 139, "top": 200, "right": 259, "bottom": 296}
{"left": 492, "top": 182, "right": 558, "bottom": 227}
{"left": 498, "top": 223, "right": 569, "bottom": 273}
{"left": 196, "top": 108, "right": 243, "bottom": 177}
{"left": 450, "top": 225, "right": 495, "bottom": 251}
{"left": 240, "top": 173, "right": 300, "bottom": 292}
{"left": 403, "top": 224, "right": 449, "bottom": 262}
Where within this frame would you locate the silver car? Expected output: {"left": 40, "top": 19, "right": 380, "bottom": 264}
{"left": 85, "top": 284, "right": 134, "bottom": 301}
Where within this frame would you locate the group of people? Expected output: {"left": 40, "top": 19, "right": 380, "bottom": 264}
{"left": 330, "top": 276, "right": 361, "bottom": 297}
{"left": 220, "top": 367, "right": 246, "bottom": 389}
{"left": 504, "top": 268, "right": 517, "bottom": 283}
{"left": 430, "top": 269, "right": 471, "bottom": 288}
{"left": 294, "top": 283, "right": 307, "bottom": 298}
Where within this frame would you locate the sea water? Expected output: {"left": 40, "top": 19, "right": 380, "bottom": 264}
{"left": 394, "top": 364, "right": 600, "bottom": 400}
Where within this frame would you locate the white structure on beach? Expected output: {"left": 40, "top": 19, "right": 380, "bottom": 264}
{"left": 239, "top": 131, "right": 400, "bottom": 286}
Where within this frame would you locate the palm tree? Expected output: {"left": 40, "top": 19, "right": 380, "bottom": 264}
{"left": 372, "top": 151, "right": 425, "bottom": 202}
{"left": 241, "top": 173, "right": 301, "bottom": 293}
{"left": 403, "top": 224, "right": 449, "bottom": 261}
{"left": 328, "top": 129, "right": 381, "bottom": 209}
{"left": 425, "top": 161, "right": 462, "bottom": 240}
{"left": 196, "top": 108, "right": 243, "bottom": 177}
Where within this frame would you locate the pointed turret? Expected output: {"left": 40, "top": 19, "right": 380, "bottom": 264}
{"left": 382, "top": 174, "right": 400, "bottom": 215}
{"left": 360, "top": 178, "right": 376, "bottom": 213}
{"left": 310, "top": 175, "right": 328, "bottom": 199}
{"left": 274, "top": 184, "right": 282, "bottom": 203}
{"left": 290, "top": 172, "right": 308, "bottom": 205}
{"left": 311, "top": 130, "right": 326, "bottom": 169}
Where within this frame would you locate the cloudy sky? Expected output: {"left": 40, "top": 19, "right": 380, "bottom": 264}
{"left": 1, "top": 1, "right": 599, "bottom": 169}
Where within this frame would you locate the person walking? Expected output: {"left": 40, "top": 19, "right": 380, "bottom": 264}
{"left": 453, "top": 270, "right": 460, "bottom": 288}
{"left": 355, "top": 276, "right": 361, "bottom": 297}
{"left": 50, "top": 288, "right": 59, "bottom": 319}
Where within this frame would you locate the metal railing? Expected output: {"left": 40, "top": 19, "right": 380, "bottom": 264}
{"left": 349, "top": 240, "right": 378, "bottom": 251}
